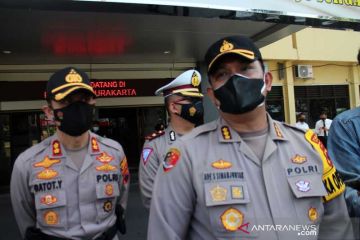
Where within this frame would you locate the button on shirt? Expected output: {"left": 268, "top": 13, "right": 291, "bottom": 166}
{"left": 148, "top": 115, "right": 353, "bottom": 240}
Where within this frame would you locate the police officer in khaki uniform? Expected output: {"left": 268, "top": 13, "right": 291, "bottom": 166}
{"left": 139, "top": 70, "right": 204, "bottom": 208}
{"left": 10, "top": 67, "right": 130, "bottom": 240}
{"left": 147, "top": 36, "right": 354, "bottom": 239}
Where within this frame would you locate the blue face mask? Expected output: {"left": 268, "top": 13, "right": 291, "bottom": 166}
{"left": 214, "top": 73, "right": 265, "bottom": 114}
{"left": 176, "top": 99, "right": 204, "bottom": 126}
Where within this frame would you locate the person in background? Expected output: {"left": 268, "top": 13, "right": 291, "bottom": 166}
{"left": 139, "top": 69, "right": 204, "bottom": 209}
{"left": 295, "top": 112, "right": 309, "bottom": 131}
{"left": 147, "top": 35, "right": 353, "bottom": 240}
{"left": 10, "top": 67, "right": 129, "bottom": 240}
{"left": 327, "top": 48, "right": 360, "bottom": 238}
{"left": 314, "top": 112, "right": 332, "bottom": 147}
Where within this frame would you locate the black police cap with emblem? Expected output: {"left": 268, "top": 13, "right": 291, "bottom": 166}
{"left": 205, "top": 36, "right": 263, "bottom": 74}
{"left": 45, "top": 67, "right": 96, "bottom": 101}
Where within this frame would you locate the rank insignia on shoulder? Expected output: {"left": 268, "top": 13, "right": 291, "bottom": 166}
{"left": 142, "top": 148, "right": 153, "bottom": 165}
{"left": 163, "top": 148, "right": 180, "bottom": 172}
{"left": 211, "top": 159, "right": 232, "bottom": 169}
{"left": 273, "top": 123, "right": 283, "bottom": 138}
{"left": 40, "top": 194, "right": 58, "bottom": 205}
{"left": 308, "top": 207, "right": 318, "bottom": 222}
{"left": 210, "top": 185, "right": 227, "bottom": 202}
{"left": 120, "top": 157, "right": 130, "bottom": 184}
{"left": 44, "top": 210, "right": 59, "bottom": 225}
{"left": 91, "top": 137, "right": 100, "bottom": 152}
{"left": 291, "top": 154, "right": 307, "bottom": 164}
{"left": 52, "top": 140, "right": 62, "bottom": 156}
{"left": 221, "top": 126, "right": 232, "bottom": 140}
{"left": 145, "top": 130, "right": 165, "bottom": 141}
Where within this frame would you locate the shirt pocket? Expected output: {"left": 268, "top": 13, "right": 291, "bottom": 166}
{"left": 287, "top": 174, "right": 327, "bottom": 225}
{"left": 34, "top": 190, "right": 67, "bottom": 228}
{"left": 204, "top": 181, "right": 258, "bottom": 238}
{"left": 95, "top": 182, "right": 120, "bottom": 221}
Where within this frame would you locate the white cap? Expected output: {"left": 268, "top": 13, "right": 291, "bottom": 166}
{"left": 155, "top": 70, "right": 203, "bottom": 98}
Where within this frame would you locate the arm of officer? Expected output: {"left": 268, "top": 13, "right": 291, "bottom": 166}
{"left": 314, "top": 121, "right": 322, "bottom": 135}
{"left": 10, "top": 155, "right": 36, "bottom": 238}
{"left": 147, "top": 143, "right": 195, "bottom": 240}
{"left": 139, "top": 141, "right": 159, "bottom": 208}
{"left": 327, "top": 117, "right": 360, "bottom": 218}
{"left": 119, "top": 150, "right": 130, "bottom": 211}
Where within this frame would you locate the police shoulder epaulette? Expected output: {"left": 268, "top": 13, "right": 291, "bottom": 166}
{"left": 145, "top": 130, "right": 165, "bottom": 141}
{"left": 97, "top": 136, "right": 122, "bottom": 150}
{"left": 282, "top": 122, "right": 307, "bottom": 133}
{"left": 182, "top": 120, "right": 218, "bottom": 141}
{"left": 304, "top": 129, "right": 345, "bottom": 202}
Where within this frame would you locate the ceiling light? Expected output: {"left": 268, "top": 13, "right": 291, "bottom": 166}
{"left": 163, "top": 51, "right": 171, "bottom": 54}
{"left": 2, "top": 50, "right": 11, "bottom": 54}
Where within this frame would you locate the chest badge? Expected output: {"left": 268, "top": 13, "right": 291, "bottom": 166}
{"left": 163, "top": 148, "right": 180, "bottom": 172}
{"left": 296, "top": 180, "right": 310, "bottom": 192}
{"left": 34, "top": 156, "right": 60, "bottom": 168}
{"left": 291, "top": 154, "right": 307, "bottom": 164}
{"left": 210, "top": 185, "right": 227, "bottom": 202}
{"left": 44, "top": 210, "right": 59, "bottom": 225}
{"left": 34, "top": 156, "right": 60, "bottom": 180}
{"left": 221, "top": 208, "right": 248, "bottom": 232}
{"left": 40, "top": 194, "right": 58, "bottom": 205}
{"left": 105, "top": 184, "right": 114, "bottom": 196}
{"left": 103, "top": 200, "right": 113, "bottom": 212}
{"left": 231, "top": 186, "right": 244, "bottom": 199}
{"left": 211, "top": 159, "right": 232, "bottom": 169}
{"left": 96, "top": 152, "right": 114, "bottom": 163}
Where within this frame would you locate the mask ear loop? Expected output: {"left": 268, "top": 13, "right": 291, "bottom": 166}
{"left": 258, "top": 73, "right": 267, "bottom": 107}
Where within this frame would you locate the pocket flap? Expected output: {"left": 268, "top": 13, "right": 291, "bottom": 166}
{"left": 205, "top": 181, "right": 250, "bottom": 207}
{"left": 35, "top": 190, "right": 66, "bottom": 210}
{"left": 287, "top": 174, "right": 327, "bottom": 198}
{"left": 96, "top": 183, "right": 120, "bottom": 199}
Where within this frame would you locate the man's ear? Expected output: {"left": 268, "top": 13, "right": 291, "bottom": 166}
{"left": 264, "top": 71, "right": 273, "bottom": 93}
{"left": 168, "top": 101, "right": 180, "bottom": 115}
{"left": 42, "top": 104, "right": 54, "bottom": 120}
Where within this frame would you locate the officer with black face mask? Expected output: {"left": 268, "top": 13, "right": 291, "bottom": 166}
{"left": 139, "top": 69, "right": 204, "bottom": 208}
{"left": 10, "top": 67, "right": 129, "bottom": 240}
{"left": 147, "top": 36, "right": 353, "bottom": 240}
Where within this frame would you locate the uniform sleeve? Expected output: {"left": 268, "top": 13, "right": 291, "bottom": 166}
{"left": 10, "top": 155, "right": 36, "bottom": 238}
{"left": 139, "top": 141, "right": 160, "bottom": 208}
{"left": 118, "top": 146, "right": 130, "bottom": 211}
{"left": 147, "top": 143, "right": 195, "bottom": 240}
{"left": 328, "top": 117, "right": 360, "bottom": 218}
{"left": 318, "top": 193, "right": 354, "bottom": 240}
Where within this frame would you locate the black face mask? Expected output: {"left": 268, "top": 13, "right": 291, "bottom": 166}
{"left": 214, "top": 74, "right": 265, "bottom": 114}
{"left": 176, "top": 100, "right": 204, "bottom": 126}
{"left": 54, "top": 101, "right": 94, "bottom": 136}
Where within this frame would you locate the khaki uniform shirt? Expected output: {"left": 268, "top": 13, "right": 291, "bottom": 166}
{"left": 139, "top": 125, "right": 179, "bottom": 208}
{"left": 148, "top": 116, "right": 353, "bottom": 240}
{"left": 10, "top": 132, "right": 130, "bottom": 240}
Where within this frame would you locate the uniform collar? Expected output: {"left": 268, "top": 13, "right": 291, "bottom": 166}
{"left": 217, "top": 114, "right": 289, "bottom": 142}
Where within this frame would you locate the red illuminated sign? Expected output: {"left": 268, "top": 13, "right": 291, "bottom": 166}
{"left": 91, "top": 80, "right": 137, "bottom": 97}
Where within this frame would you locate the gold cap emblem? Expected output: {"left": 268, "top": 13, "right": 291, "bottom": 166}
{"left": 220, "top": 40, "right": 234, "bottom": 53}
{"left": 191, "top": 72, "right": 200, "bottom": 87}
{"left": 65, "top": 69, "right": 83, "bottom": 83}
{"left": 210, "top": 185, "right": 227, "bottom": 202}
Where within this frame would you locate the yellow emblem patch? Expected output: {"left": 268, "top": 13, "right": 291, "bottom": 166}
{"left": 34, "top": 156, "right": 61, "bottom": 168}
{"left": 221, "top": 208, "right": 244, "bottom": 231}
{"left": 220, "top": 40, "right": 234, "bottom": 53}
{"left": 52, "top": 140, "right": 62, "bottom": 156}
{"left": 291, "top": 154, "right": 307, "bottom": 164}
{"left": 231, "top": 186, "right": 244, "bottom": 199}
{"left": 189, "top": 106, "right": 196, "bottom": 117}
{"left": 273, "top": 123, "right": 283, "bottom": 138}
{"left": 211, "top": 159, "right": 232, "bottom": 169}
{"left": 65, "top": 69, "right": 82, "bottom": 83}
{"left": 305, "top": 130, "right": 345, "bottom": 202}
{"left": 91, "top": 137, "right": 100, "bottom": 152}
{"left": 96, "top": 164, "right": 117, "bottom": 172}
{"left": 221, "top": 126, "right": 232, "bottom": 140}
{"left": 40, "top": 194, "right": 58, "bottom": 205}
{"left": 103, "top": 200, "right": 113, "bottom": 212}
{"left": 96, "top": 151, "right": 114, "bottom": 163}
{"left": 210, "top": 185, "right": 227, "bottom": 202}
{"left": 191, "top": 72, "right": 200, "bottom": 87}
{"left": 44, "top": 211, "right": 59, "bottom": 225}
{"left": 37, "top": 169, "right": 59, "bottom": 180}
{"left": 308, "top": 207, "right": 318, "bottom": 222}
{"left": 105, "top": 184, "right": 114, "bottom": 196}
